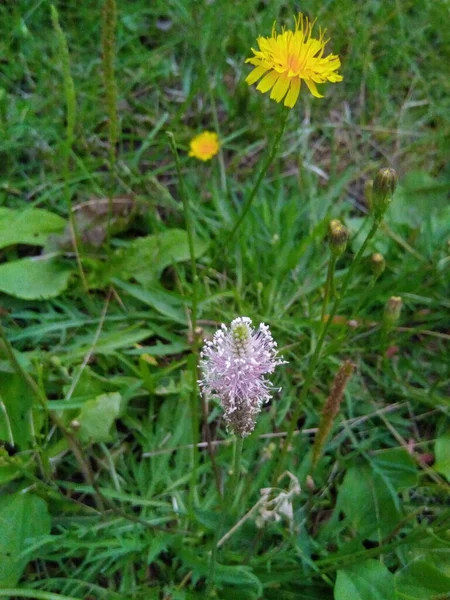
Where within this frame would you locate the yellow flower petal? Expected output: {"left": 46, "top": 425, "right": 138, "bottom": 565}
{"left": 245, "top": 64, "right": 269, "bottom": 85}
{"left": 189, "top": 131, "right": 220, "bottom": 161}
{"left": 304, "top": 78, "right": 323, "bottom": 98}
{"left": 284, "top": 78, "right": 301, "bottom": 108}
{"left": 270, "top": 73, "right": 290, "bottom": 103}
{"left": 245, "top": 12, "right": 342, "bottom": 106}
{"left": 256, "top": 71, "right": 279, "bottom": 94}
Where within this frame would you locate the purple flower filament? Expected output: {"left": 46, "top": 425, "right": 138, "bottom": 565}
{"left": 200, "top": 317, "right": 286, "bottom": 437}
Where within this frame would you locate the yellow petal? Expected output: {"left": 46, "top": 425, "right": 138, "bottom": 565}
{"left": 270, "top": 73, "right": 290, "bottom": 102}
{"left": 256, "top": 70, "right": 279, "bottom": 94}
{"left": 245, "top": 65, "right": 269, "bottom": 86}
{"left": 305, "top": 78, "right": 324, "bottom": 98}
{"left": 284, "top": 77, "right": 301, "bottom": 108}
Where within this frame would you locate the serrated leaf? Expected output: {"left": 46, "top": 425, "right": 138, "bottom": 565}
{"left": 335, "top": 560, "right": 395, "bottom": 600}
{"left": 0, "top": 207, "right": 66, "bottom": 249}
{"left": 77, "top": 392, "right": 124, "bottom": 443}
{"left": 0, "top": 493, "right": 51, "bottom": 587}
{"left": 0, "top": 257, "right": 73, "bottom": 300}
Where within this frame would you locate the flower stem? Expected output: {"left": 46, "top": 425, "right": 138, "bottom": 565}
{"left": 51, "top": 6, "right": 88, "bottom": 295}
{"left": 321, "top": 254, "right": 337, "bottom": 324}
{"left": 206, "top": 436, "right": 243, "bottom": 596}
{"left": 102, "top": 0, "right": 119, "bottom": 249}
{"left": 274, "top": 217, "right": 383, "bottom": 481}
{"left": 168, "top": 133, "right": 202, "bottom": 509}
{"left": 226, "top": 107, "right": 290, "bottom": 242}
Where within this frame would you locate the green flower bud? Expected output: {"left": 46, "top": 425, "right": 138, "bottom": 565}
{"left": 372, "top": 168, "right": 398, "bottom": 219}
{"left": 371, "top": 252, "right": 386, "bottom": 276}
{"left": 384, "top": 296, "right": 403, "bottom": 328}
{"left": 328, "top": 219, "right": 348, "bottom": 257}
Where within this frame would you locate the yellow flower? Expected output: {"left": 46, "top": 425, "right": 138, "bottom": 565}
{"left": 245, "top": 13, "right": 343, "bottom": 108}
{"left": 189, "top": 131, "right": 220, "bottom": 161}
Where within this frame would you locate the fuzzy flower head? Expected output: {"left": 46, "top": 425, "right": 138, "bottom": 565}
{"left": 245, "top": 13, "right": 343, "bottom": 108}
{"left": 189, "top": 131, "right": 220, "bottom": 161}
{"left": 200, "top": 317, "right": 286, "bottom": 437}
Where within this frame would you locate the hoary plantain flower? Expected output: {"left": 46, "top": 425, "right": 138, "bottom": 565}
{"left": 200, "top": 317, "right": 286, "bottom": 437}
{"left": 245, "top": 13, "right": 343, "bottom": 108}
{"left": 188, "top": 131, "right": 220, "bottom": 161}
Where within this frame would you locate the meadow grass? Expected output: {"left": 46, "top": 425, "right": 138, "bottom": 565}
{"left": 0, "top": 1, "right": 449, "bottom": 598}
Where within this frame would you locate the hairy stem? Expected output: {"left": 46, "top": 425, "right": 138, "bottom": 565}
{"left": 207, "top": 436, "right": 244, "bottom": 596}
{"left": 321, "top": 254, "right": 337, "bottom": 324}
{"left": 227, "top": 107, "right": 290, "bottom": 242}
{"left": 101, "top": 0, "right": 119, "bottom": 248}
{"left": 274, "top": 217, "right": 382, "bottom": 480}
{"left": 51, "top": 5, "right": 88, "bottom": 294}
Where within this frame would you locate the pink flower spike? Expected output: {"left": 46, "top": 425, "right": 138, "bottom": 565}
{"left": 199, "top": 317, "right": 287, "bottom": 437}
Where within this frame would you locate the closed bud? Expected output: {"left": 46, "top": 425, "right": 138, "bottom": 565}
{"left": 384, "top": 296, "right": 403, "bottom": 328}
{"left": 371, "top": 252, "right": 386, "bottom": 276}
{"left": 372, "top": 168, "right": 398, "bottom": 219}
{"left": 328, "top": 219, "right": 348, "bottom": 257}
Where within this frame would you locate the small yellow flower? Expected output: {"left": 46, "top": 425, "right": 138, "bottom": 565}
{"left": 189, "top": 131, "right": 220, "bottom": 161}
{"left": 245, "top": 13, "right": 343, "bottom": 108}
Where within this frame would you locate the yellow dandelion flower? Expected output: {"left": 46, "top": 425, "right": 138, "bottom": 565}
{"left": 245, "top": 13, "right": 343, "bottom": 108}
{"left": 189, "top": 131, "right": 220, "bottom": 161}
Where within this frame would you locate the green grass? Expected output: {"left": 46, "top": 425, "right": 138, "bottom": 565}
{"left": 0, "top": 0, "right": 449, "bottom": 598}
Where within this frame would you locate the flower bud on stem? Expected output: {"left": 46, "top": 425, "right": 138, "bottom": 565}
{"left": 372, "top": 168, "right": 398, "bottom": 220}
{"left": 274, "top": 168, "right": 399, "bottom": 482}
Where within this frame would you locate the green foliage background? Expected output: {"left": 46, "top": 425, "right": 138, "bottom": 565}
{"left": 0, "top": 0, "right": 449, "bottom": 598}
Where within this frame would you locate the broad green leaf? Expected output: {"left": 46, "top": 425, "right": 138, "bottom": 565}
{"left": 434, "top": 432, "right": 450, "bottom": 480}
{"left": 371, "top": 449, "right": 418, "bottom": 491}
{"left": 0, "top": 493, "right": 51, "bottom": 587}
{"left": 77, "top": 392, "right": 124, "bottom": 443}
{"left": 395, "top": 559, "right": 450, "bottom": 599}
{"left": 336, "top": 465, "right": 400, "bottom": 540}
{"left": 0, "top": 207, "right": 66, "bottom": 249}
{"left": 389, "top": 171, "right": 450, "bottom": 227}
{"left": 113, "top": 280, "right": 188, "bottom": 324}
{"left": 0, "top": 257, "right": 73, "bottom": 300}
{"left": 0, "top": 373, "right": 34, "bottom": 449}
{"left": 335, "top": 560, "right": 395, "bottom": 600}
{"left": 87, "top": 229, "right": 208, "bottom": 288}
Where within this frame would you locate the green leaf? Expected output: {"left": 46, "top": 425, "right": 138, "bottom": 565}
{"left": 0, "top": 257, "right": 73, "bottom": 300}
{"left": 0, "top": 207, "right": 66, "bottom": 249}
{"left": 371, "top": 449, "right": 419, "bottom": 491}
{"left": 0, "top": 493, "right": 51, "bottom": 587}
{"left": 389, "top": 171, "right": 450, "bottom": 228}
{"left": 87, "top": 229, "right": 208, "bottom": 288}
{"left": 336, "top": 465, "right": 400, "bottom": 540}
{"left": 395, "top": 559, "right": 450, "bottom": 599}
{"left": 335, "top": 560, "right": 395, "bottom": 600}
{"left": 434, "top": 432, "right": 450, "bottom": 480}
{"left": 77, "top": 392, "right": 125, "bottom": 443}
{"left": 113, "top": 280, "right": 188, "bottom": 324}
{"left": 0, "top": 373, "right": 34, "bottom": 449}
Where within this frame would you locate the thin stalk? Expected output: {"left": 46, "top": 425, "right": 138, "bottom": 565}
{"left": 274, "top": 217, "right": 383, "bottom": 481}
{"left": 226, "top": 107, "right": 290, "bottom": 242}
{"left": 50, "top": 6, "right": 88, "bottom": 294}
{"left": 102, "top": 0, "right": 119, "bottom": 248}
{"left": 168, "top": 133, "right": 203, "bottom": 509}
{"left": 321, "top": 254, "right": 337, "bottom": 324}
{"left": 206, "top": 436, "right": 244, "bottom": 596}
